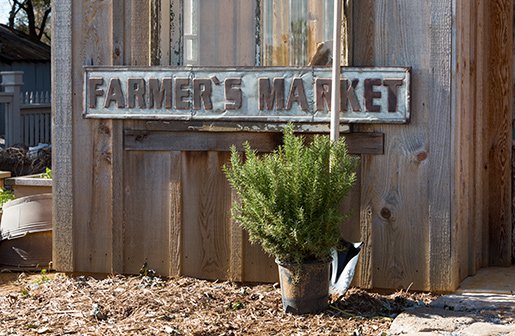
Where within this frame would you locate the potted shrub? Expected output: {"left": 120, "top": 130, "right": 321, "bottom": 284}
{"left": 223, "top": 125, "right": 358, "bottom": 314}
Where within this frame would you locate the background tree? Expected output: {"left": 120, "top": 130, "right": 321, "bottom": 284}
{"left": 7, "top": 0, "right": 51, "bottom": 44}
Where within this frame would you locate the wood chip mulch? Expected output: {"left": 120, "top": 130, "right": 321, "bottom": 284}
{"left": 0, "top": 272, "right": 438, "bottom": 336}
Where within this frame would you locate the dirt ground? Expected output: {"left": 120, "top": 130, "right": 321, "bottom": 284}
{"left": 0, "top": 272, "right": 437, "bottom": 335}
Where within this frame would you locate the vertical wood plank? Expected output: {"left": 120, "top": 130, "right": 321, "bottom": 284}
{"left": 123, "top": 151, "right": 171, "bottom": 275}
{"left": 52, "top": 0, "right": 73, "bottom": 271}
{"left": 72, "top": 0, "right": 115, "bottom": 273}
{"left": 476, "top": 0, "right": 489, "bottom": 269}
{"left": 427, "top": 0, "right": 456, "bottom": 291}
{"left": 272, "top": 0, "right": 289, "bottom": 65}
{"left": 228, "top": 190, "right": 243, "bottom": 282}
{"left": 181, "top": 152, "right": 232, "bottom": 280}
{"left": 456, "top": 0, "right": 513, "bottom": 273}
{"left": 191, "top": 1, "right": 256, "bottom": 281}
{"left": 353, "top": 0, "right": 450, "bottom": 290}
{"left": 159, "top": 0, "right": 171, "bottom": 65}
{"left": 485, "top": 0, "right": 512, "bottom": 266}
{"left": 131, "top": 0, "right": 149, "bottom": 65}
{"left": 150, "top": 0, "right": 161, "bottom": 65}
{"left": 169, "top": 151, "right": 182, "bottom": 277}
{"left": 169, "top": 0, "right": 183, "bottom": 66}
{"left": 198, "top": 0, "right": 255, "bottom": 66}
{"left": 454, "top": 0, "right": 476, "bottom": 280}
{"left": 243, "top": 230, "right": 278, "bottom": 283}
{"left": 110, "top": 0, "right": 126, "bottom": 274}
{"left": 339, "top": 166, "right": 362, "bottom": 285}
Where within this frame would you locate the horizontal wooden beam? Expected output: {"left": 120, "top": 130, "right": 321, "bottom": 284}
{"left": 124, "top": 131, "right": 384, "bottom": 155}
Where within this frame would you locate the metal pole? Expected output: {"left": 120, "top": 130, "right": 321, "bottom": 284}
{"left": 330, "top": 0, "right": 342, "bottom": 141}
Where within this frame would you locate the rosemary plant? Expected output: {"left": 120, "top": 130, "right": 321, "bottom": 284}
{"left": 224, "top": 125, "right": 358, "bottom": 264}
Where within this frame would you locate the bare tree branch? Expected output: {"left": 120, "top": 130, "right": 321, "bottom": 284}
{"left": 7, "top": 0, "right": 51, "bottom": 43}
{"left": 37, "top": 8, "right": 51, "bottom": 40}
{"left": 8, "top": 0, "right": 23, "bottom": 29}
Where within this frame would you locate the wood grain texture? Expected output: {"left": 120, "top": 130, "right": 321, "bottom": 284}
{"left": 242, "top": 229, "right": 278, "bottom": 283}
{"left": 198, "top": 0, "right": 255, "bottom": 66}
{"left": 484, "top": 0, "right": 512, "bottom": 266}
{"left": 427, "top": 0, "right": 456, "bottom": 291}
{"left": 149, "top": 0, "right": 160, "bottom": 66}
{"left": 130, "top": 0, "right": 149, "bottom": 65}
{"left": 353, "top": 0, "right": 512, "bottom": 291}
{"left": 169, "top": 0, "right": 182, "bottom": 66}
{"left": 454, "top": 0, "right": 478, "bottom": 281}
{"left": 353, "top": 0, "right": 448, "bottom": 290}
{"left": 124, "top": 131, "right": 282, "bottom": 152}
{"left": 72, "top": 0, "right": 114, "bottom": 273}
{"left": 110, "top": 0, "right": 126, "bottom": 274}
{"left": 124, "top": 131, "right": 383, "bottom": 155}
{"left": 61, "top": 0, "right": 512, "bottom": 289}
{"left": 51, "top": 0, "right": 74, "bottom": 272}
{"left": 169, "top": 151, "right": 183, "bottom": 277}
{"left": 228, "top": 190, "right": 243, "bottom": 281}
{"left": 181, "top": 152, "right": 232, "bottom": 280}
{"left": 123, "top": 151, "right": 171, "bottom": 275}
{"left": 453, "top": 0, "right": 512, "bottom": 281}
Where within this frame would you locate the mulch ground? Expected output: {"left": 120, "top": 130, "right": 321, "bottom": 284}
{"left": 0, "top": 272, "right": 438, "bottom": 336}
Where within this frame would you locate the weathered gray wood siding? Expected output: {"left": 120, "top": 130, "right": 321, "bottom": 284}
{"left": 352, "top": 0, "right": 512, "bottom": 291}
{"left": 53, "top": 0, "right": 512, "bottom": 291}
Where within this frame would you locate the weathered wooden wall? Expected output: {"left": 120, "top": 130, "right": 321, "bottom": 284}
{"left": 53, "top": 0, "right": 512, "bottom": 291}
{"left": 351, "top": 0, "right": 512, "bottom": 291}
{"left": 352, "top": 0, "right": 455, "bottom": 291}
{"left": 454, "top": 0, "right": 512, "bottom": 275}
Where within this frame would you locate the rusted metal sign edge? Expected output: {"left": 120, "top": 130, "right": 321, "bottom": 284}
{"left": 83, "top": 66, "right": 410, "bottom": 124}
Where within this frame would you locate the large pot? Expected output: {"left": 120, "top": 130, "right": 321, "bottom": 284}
{"left": 276, "top": 258, "right": 331, "bottom": 314}
{"left": 0, "top": 193, "right": 52, "bottom": 269}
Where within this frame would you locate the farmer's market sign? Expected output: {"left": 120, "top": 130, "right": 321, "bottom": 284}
{"left": 84, "top": 66, "right": 410, "bottom": 123}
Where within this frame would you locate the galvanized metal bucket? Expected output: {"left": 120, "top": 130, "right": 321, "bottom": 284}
{"left": 276, "top": 258, "right": 331, "bottom": 315}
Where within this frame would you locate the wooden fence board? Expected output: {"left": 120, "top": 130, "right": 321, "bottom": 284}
{"left": 169, "top": 151, "right": 183, "bottom": 277}
{"left": 123, "top": 151, "right": 172, "bottom": 275}
{"left": 427, "top": 0, "right": 456, "bottom": 291}
{"left": 454, "top": 0, "right": 477, "bottom": 280}
{"left": 72, "top": 0, "right": 114, "bottom": 273}
{"left": 242, "top": 229, "right": 278, "bottom": 283}
{"left": 198, "top": 0, "right": 255, "bottom": 66}
{"left": 124, "top": 131, "right": 383, "bottom": 155}
{"left": 228, "top": 190, "right": 244, "bottom": 282}
{"left": 52, "top": 0, "right": 74, "bottom": 272}
{"left": 110, "top": 0, "right": 126, "bottom": 274}
{"left": 485, "top": 0, "right": 512, "bottom": 266}
{"left": 353, "top": 0, "right": 446, "bottom": 290}
{"left": 181, "top": 152, "right": 232, "bottom": 279}
{"left": 453, "top": 0, "right": 512, "bottom": 281}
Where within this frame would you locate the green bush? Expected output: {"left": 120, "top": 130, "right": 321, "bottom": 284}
{"left": 223, "top": 125, "right": 358, "bottom": 264}
{"left": 0, "top": 188, "right": 14, "bottom": 207}
{"left": 42, "top": 167, "right": 52, "bottom": 179}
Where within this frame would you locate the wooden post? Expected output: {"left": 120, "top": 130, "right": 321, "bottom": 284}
{"left": 51, "top": 0, "right": 74, "bottom": 272}
{"left": 0, "top": 71, "right": 23, "bottom": 146}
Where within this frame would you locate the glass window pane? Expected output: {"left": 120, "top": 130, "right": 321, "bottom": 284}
{"left": 179, "top": 0, "right": 332, "bottom": 66}
{"left": 262, "top": 0, "right": 333, "bottom": 66}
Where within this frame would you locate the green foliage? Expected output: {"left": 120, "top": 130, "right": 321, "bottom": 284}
{"left": 42, "top": 167, "right": 52, "bottom": 179}
{"left": 223, "top": 125, "right": 358, "bottom": 264}
{"left": 228, "top": 301, "right": 244, "bottom": 310}
{"left": 20, "top": 287, "right": 29, "bottom": 297}
{"left": 0, "top": 188, "right": 15, "bottom": 207}
{"left": 33, "top": 269, "right": 50, "bottom": 285}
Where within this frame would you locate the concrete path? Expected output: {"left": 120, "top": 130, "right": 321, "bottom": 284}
{"left": 389, "top": 267, "right": 515, "bottom": 335}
